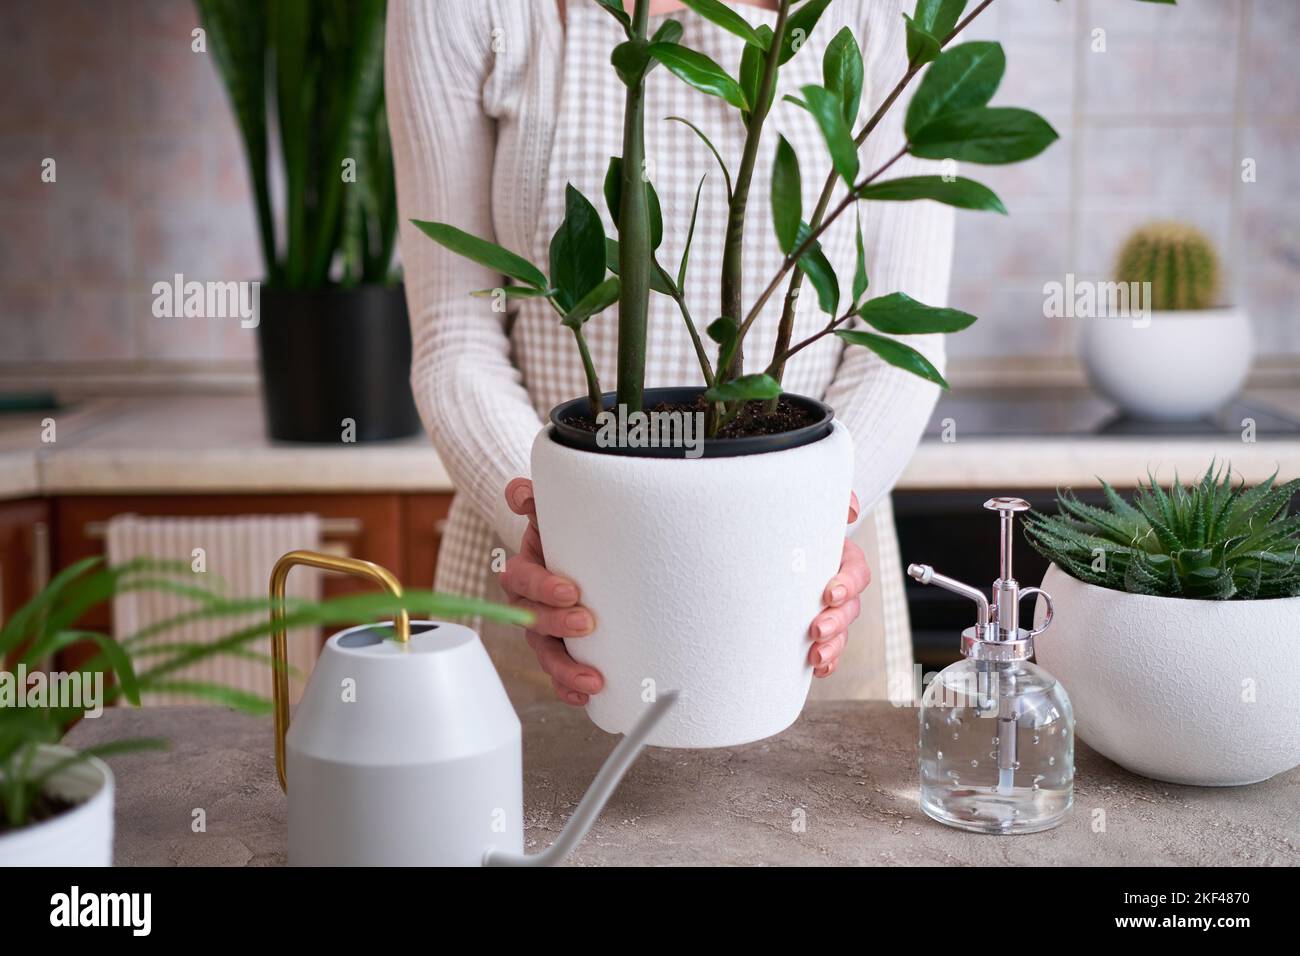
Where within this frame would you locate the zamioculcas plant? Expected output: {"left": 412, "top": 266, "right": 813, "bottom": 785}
{"left": 412, "top": 0, "right": 1151, "bottom": 433}
{"left": 1024, "top": 465, "right": 1300, "bottom": 600}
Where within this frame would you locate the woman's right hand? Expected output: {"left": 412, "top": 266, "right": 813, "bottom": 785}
{"left": 500, "top": 477, "right": 604, "bottom": 706}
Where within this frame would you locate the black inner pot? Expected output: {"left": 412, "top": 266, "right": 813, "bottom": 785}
{"left": 548, "top": 387, "right": 834, "bottom": 459}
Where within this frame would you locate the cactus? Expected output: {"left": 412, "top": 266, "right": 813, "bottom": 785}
{"left": 1114, "top": 222, "right": 1222, "bottom": 312}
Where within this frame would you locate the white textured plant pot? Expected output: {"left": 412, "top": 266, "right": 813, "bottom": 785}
{"left": 1034, "top": 563, "right": 1300, "bottom": 786}
{"left": 531, "top": 421, "right": 854, "bottom": 748}
{"left": 0, "top": 745, "right": 114, "bottom": 866}
{"left": 1079, "top": 307, "right": 1252, "bottom": 421}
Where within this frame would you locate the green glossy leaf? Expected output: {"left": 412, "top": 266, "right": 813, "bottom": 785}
{"left": 412, "top": 220, "right": 547, "bottom": 289}
{"left": 704, "top": 373, "right": 782, "bottom": 402}
{"left": 678, "top": 174, "right": 708, "bottom": 290}
{"left": 707, "top": 316, "right": 738, "bottom": 345}
{"left": 852, "top": 208, "right": 869, "bottom": 305}
{"left": 652, "top": 18, "right": 684, "bottom": 44}
{"left": 595, "top": 0, "right": 631, "bottom": 31}
{"left": 794, "top": 222, "right": 838, "bottom": 317}
{"left": 739, "top": 24, "right": 778, "bottom": 119}
{"left": 801, "top": 84, "right": 859, "bottom": 185}
{"left": 666, "top": 115, "right": 733, "bottom": 198}
{"left": 780, "top": 0, "right": 832, "bottom": 64}
{"left": 681, "top": 0, "right": 765, "bottom": 48}
{"left": 605, "top": 238, "right": 675, "bottom": 295}
{"left": 836, "top": 329, "right": 949, "bottom": 387}
{"left": 562, "top": 276, "right": 621, "bottom": 329}
{"left": 856, "top": 291, "right": 977, "bottom": 334}
{"left": 706, "top": 316, "right": 740, "bottom": 376}
{"left": 771, "top": 135, "right": 802, "bottom": 254}
{"left": 903, "top": 15, "right": 941, "bottom": 67}
{"left": 648, "top": 43, "right": 749, "bottom": 111}
{"left": 909, "top": 0, "right": 967, "bottom": 63}
{"left": 823, "top": 27, "right": 863, "bottom": 124}
{"left": 857, "top": 175, "right": 1007, "bottom": 213}
{"left": 548, "top": 184, "right": 607, "bottom": 311}
{"left": 910, "top": 106, "right": 1059, "bottom": 164}
{"left": 904, "top": 41, "right": 1005, "bottom": 140}
{"left": 611, "top": 39, "right": 652, "bottom": 86}
{"left": 603, "top": 157, "right": 664, "bottom": 250}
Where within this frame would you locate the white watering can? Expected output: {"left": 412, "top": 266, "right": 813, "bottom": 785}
{"left": 269, "top": 551, "right": 676, "bottom": 866}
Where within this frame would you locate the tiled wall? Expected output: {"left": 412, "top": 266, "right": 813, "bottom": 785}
{"left": 951, "top": 0, "right": 1299, "bottom": 364}
{"left": 0, "top": 0, "right": 1295, "bottom": 380}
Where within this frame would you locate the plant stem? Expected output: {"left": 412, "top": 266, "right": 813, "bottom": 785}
{"left": 666, "top": 278, "right": 715, "bottom": 387}
{"left": 737, "top": 145, "right": 907, "bottom": 341}
{"left": 762, "top": 0, "right": 996, "bottom": 400}
{"left": 615, "top": 0, "right": 653, "bottom": 414}
{"left": 572, "top": 326, "right": 605, "bottom": 418}
{"left": 717, "top": 0, "right": 791, "bottom": 380}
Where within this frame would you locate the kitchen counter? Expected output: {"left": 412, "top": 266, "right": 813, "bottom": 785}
{"left": 65, "top": 703, "right": 1299, "bottom": 866}
{"left": 1, "top": 388, "right": 1298, "bottom": 500}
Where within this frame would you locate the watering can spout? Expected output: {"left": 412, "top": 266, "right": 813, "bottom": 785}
{"left": 482, "top": 690, "right": 679, "bottom": 867}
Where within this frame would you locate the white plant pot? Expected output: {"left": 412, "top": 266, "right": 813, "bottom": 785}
{"left": 1034, "top": 564, "right": 1300, "bottom": 786}
{"left": 0, "top": 745, "right": 114, "bottom": 866}
{"left": 1079, "top": 307, "right": 1252, "bottom": 421}
{"left": 531, "top": 420, "right": 854, "bottom": 748}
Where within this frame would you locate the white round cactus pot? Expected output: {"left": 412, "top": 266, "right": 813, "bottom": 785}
{"left": 531, "top": 388, "right": 855, "bottom": 748}
{"left": 1078, "top": 307, "right": 1252, "bottom": 422}
{"left": 1034, "top": 563, "right": 1300, "bottom": 786}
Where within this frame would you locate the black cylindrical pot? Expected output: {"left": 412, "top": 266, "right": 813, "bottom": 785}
{"left": 548, "top": 386, "right": 834, "bottom": 458}
{"left": 256, "top": 284, "right": 422, "bottom": 443}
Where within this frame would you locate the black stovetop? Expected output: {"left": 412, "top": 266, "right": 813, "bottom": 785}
{"left": 924, "top": 390, "right": 1300, "bottom": 439}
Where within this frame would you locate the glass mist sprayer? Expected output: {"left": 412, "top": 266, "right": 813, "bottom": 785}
{"left": 908, "top": 498, "right": 1074, "bottom": 834}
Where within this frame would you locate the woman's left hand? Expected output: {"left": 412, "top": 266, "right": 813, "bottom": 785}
{"left": 808, "top": 492, "right": 870, "bottom": 678}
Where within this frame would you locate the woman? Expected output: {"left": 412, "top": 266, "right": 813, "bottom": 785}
{"left": 387, "top": 0, "right": 952, "bottom": 707}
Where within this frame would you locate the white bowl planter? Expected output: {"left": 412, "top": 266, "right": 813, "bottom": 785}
{"left": 1079, "top": 307, "right": 1252, "bottom": 421}
{"left": 0, "top": 745, "right": 114, "bottom": 866}
{"left": 531, "top": 415, "right": 853, "bottom": 748}
{"left": 1033, "top": 563, "right": 1300, "bottom": 786}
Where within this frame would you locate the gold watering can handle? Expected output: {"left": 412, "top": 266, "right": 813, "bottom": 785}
{"left": 269, "top": 550, "right": 410, "bottom": 793}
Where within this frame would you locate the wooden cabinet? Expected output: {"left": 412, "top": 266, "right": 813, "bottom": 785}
{"left": 0, "top": 498, "right": 51, "bottom": 662}
{"left": 10, "top": 492, "right": 455, "bottom": 667}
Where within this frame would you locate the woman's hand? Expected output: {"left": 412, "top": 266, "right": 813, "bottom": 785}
{"left": 500, "top": 477, "right": 604, "bottom": 706}
{"left": 808, "top": 493, "right": 871, "bottom": 678}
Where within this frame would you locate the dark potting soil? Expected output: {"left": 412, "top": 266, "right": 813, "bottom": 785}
{"left": 0, "top": 791, "right": 77, "bottom": 834}
{"left": 562, "top": 395, "right": 819, "bottom": 439}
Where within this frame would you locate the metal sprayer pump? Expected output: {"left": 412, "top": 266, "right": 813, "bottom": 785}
{"left": 907, "top": 499, "right": 1075, "bottom": 835}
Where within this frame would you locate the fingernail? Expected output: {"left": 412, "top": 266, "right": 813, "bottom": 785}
{"left": 554, "top": 583, "right": 579, "bottom": 604}
{"left": 815, "top": 646, "right": 831, "bottom": 665}
{"left": 565, "top": 690, "right": 587, "bottom": 705}
{"left": 573, "top": 672, "right": 601, "bottom": 694}
{"left": 829, "top": 585, "right": 847, "bottom": 605}
{"left": 565, "top": 610, "right": 593, "bottom": 633}
{"left": 810, "top": 621, "right": 823, "bottom": 641}
{"left": 511, "top": 486, "right": 531, "bottom": 509}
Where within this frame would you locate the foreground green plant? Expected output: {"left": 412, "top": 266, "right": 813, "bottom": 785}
{"left": 416, "top": 0, "right": 1174, "bottom": 432}
{"left": 196, "top": 0, "right": 397, "bottom": 289}
{"left": 1024, "top": 464, "right": 1300, "bottom": 600}
{"left": 0, "top": 557, "right": 530, "bottom": 830}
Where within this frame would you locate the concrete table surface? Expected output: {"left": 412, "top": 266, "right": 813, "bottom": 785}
{"left": 65, "top": 702, "right": 1299, "bottom": 867}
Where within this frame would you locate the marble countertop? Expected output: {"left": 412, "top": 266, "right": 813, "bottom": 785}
{"left": 1, "top": 389, "right": 1297, "bottom": 500}
{"left": 65, "top": 703, "right": 1299, "bottom": 867}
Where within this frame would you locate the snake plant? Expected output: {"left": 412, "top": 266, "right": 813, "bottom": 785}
{"left": 0, "top": 557, "right": 529, "bottom": 830}
{"left": 1024, "top": 465, "right": 1300, "bottom": 600}
{"left": 194, "top": 0, "right": 396, "bottom": 289}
